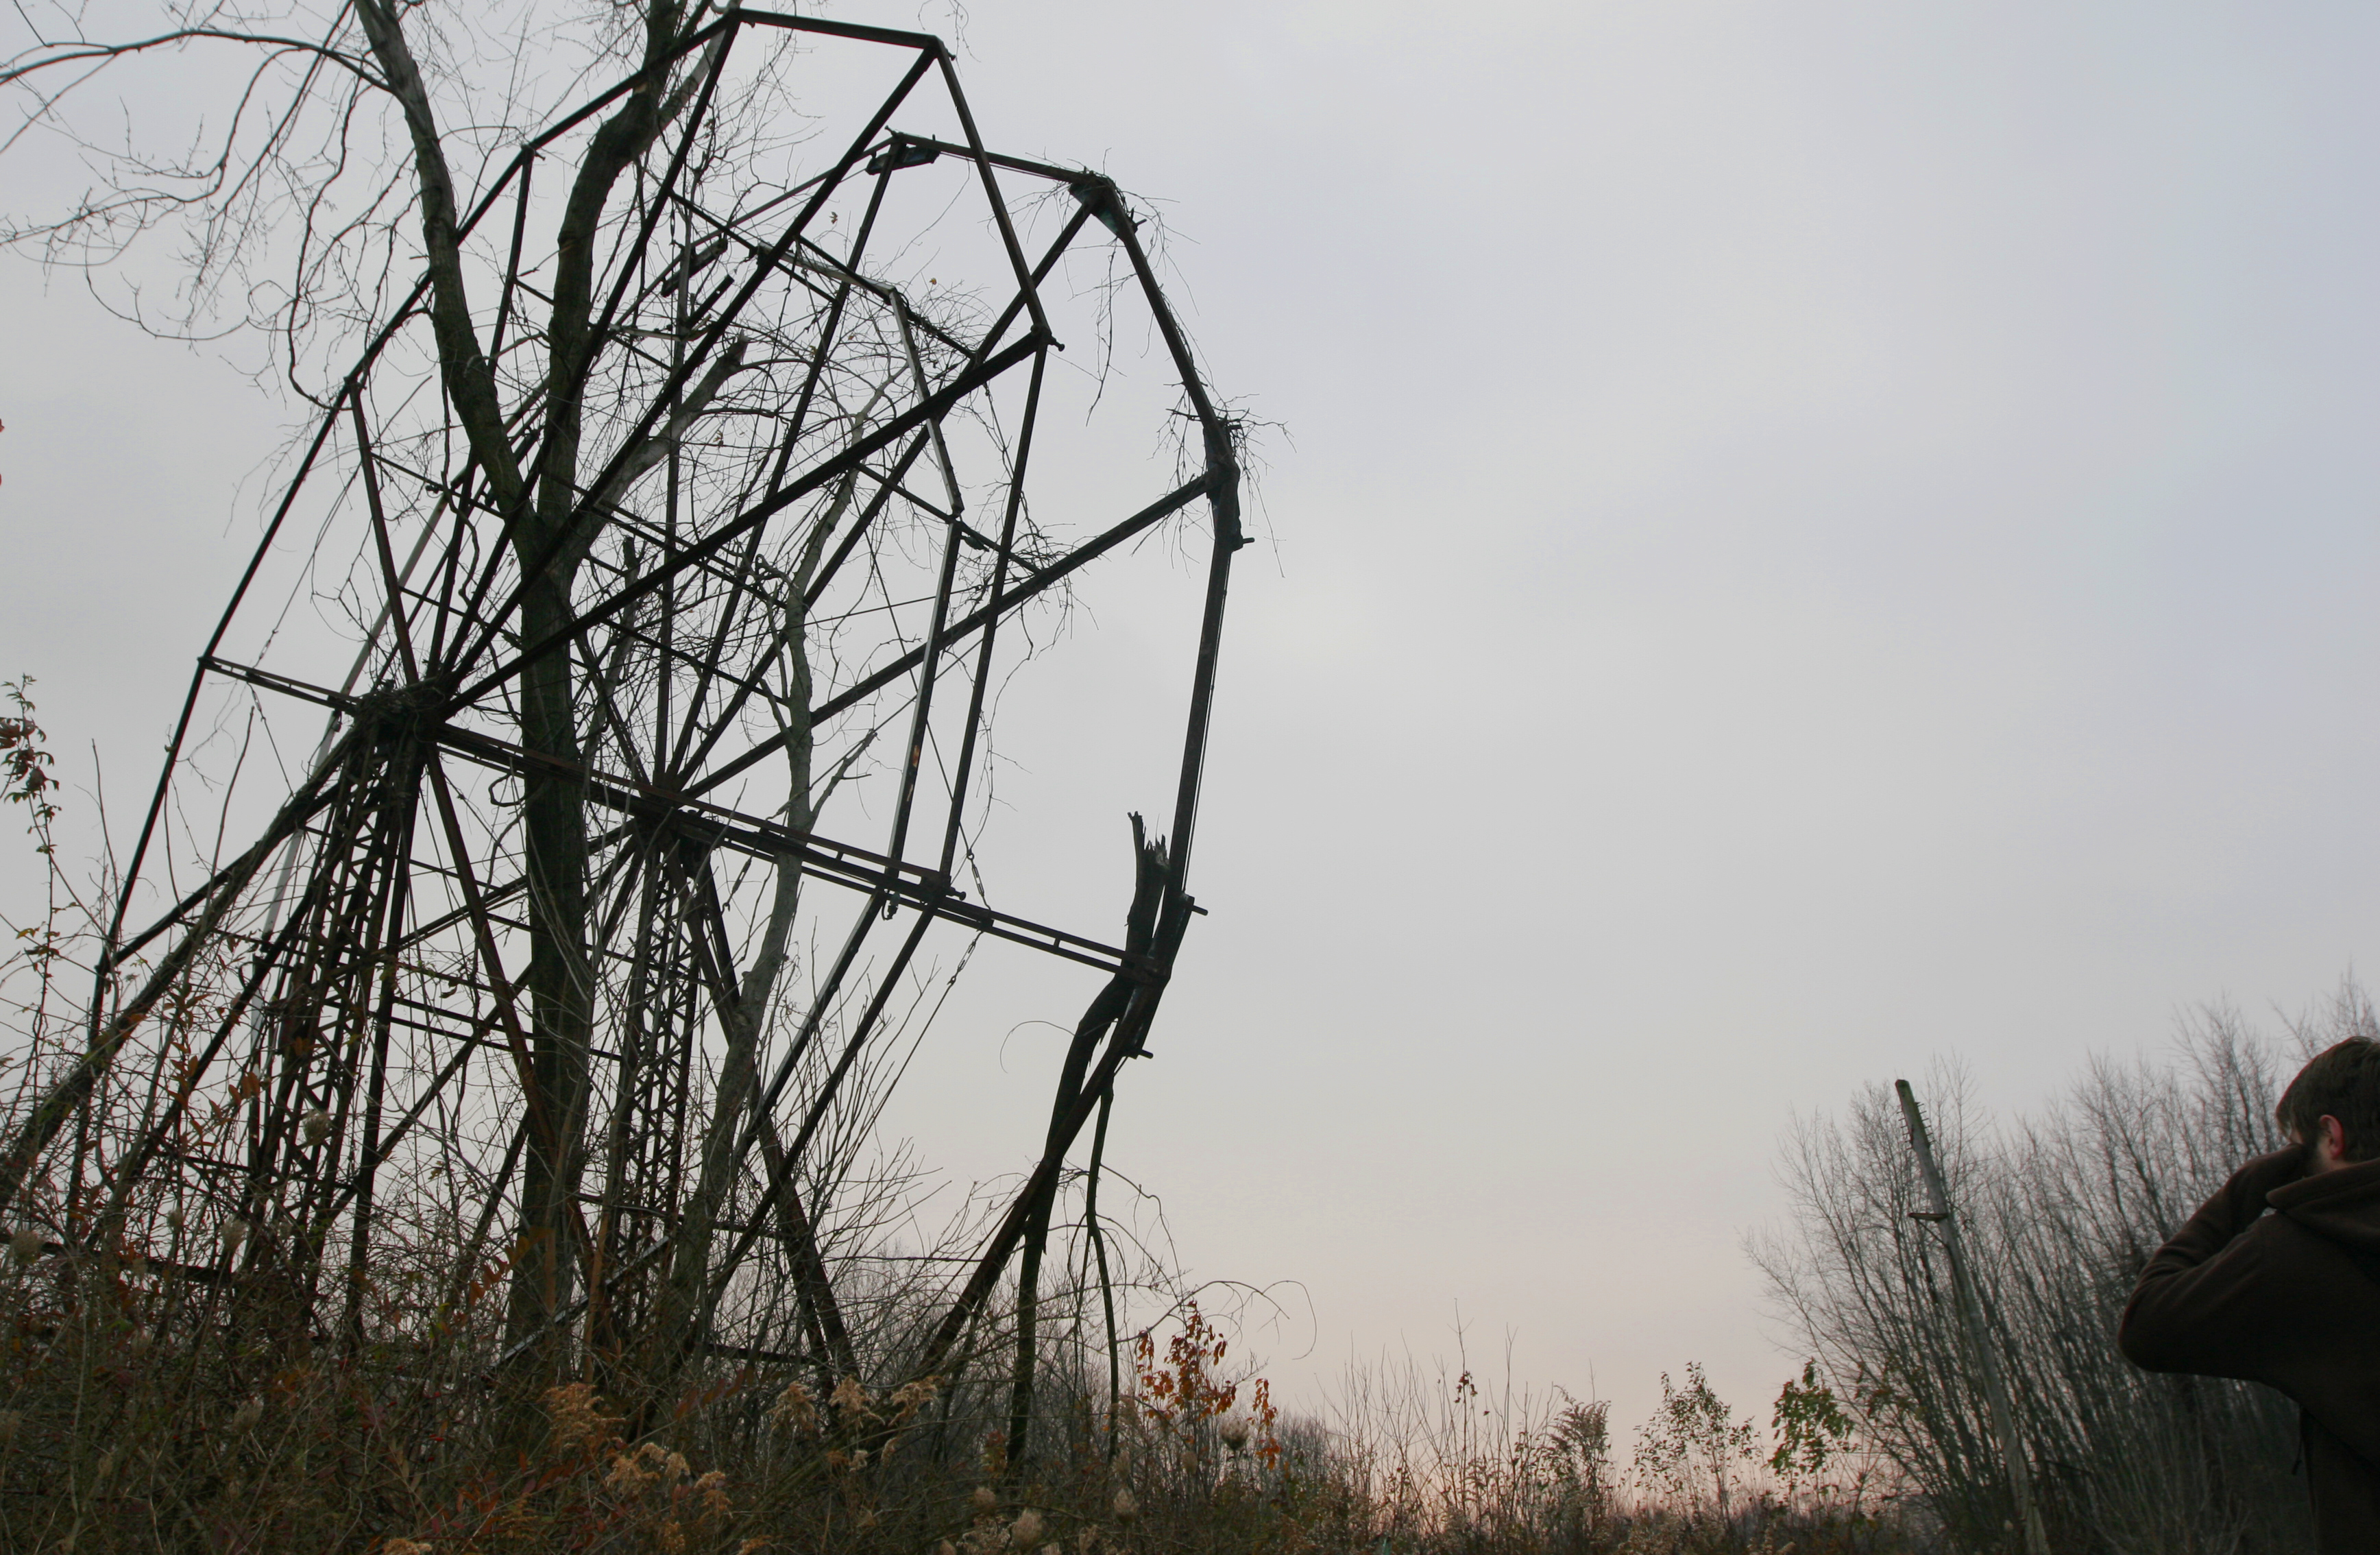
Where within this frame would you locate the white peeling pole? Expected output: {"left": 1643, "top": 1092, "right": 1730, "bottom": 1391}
{"left": 1896, "top": 1078, "right": 2051, "bottom": 1555}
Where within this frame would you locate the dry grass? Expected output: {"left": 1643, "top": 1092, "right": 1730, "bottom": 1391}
{"left": 0, "top": 1237, "right": 1930, "bottom": 1555}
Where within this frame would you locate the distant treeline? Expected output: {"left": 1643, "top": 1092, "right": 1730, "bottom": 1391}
{"left": 1756, "top": 993, "right": 2367, "bottom": 1553}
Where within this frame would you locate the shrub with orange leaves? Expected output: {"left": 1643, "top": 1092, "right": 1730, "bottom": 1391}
{"left": 1128, "top": 1301, "right": 1283, "bottom": 1480}
{"left": 1132, "top": 1302, "right": 1238, "bottom": 1427}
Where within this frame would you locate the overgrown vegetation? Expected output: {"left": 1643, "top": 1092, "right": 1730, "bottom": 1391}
{"left": 0, "top": 1234, "right": 1921, "bottom": 1554}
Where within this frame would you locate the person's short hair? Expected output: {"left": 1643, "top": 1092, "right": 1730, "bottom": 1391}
{"left": 2276, "top": 1037, "right": 2380, "bottom": 1162}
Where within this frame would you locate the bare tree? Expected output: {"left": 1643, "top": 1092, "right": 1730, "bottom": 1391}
{"left": 1752, "top": 996, "right": 2370, "bottom": 1552}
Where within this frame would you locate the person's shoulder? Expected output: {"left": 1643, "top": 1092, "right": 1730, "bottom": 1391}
{"left": 2253, "top": 1209, "right": 2380, "bottom": 1308}
{"left": 2274, "top": 1159, "right": 2380, "bottom": 1288}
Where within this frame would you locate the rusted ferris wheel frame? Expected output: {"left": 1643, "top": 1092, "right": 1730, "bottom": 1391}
{"left": 0, "top": 10, "right": 1244, "bottom": 1416}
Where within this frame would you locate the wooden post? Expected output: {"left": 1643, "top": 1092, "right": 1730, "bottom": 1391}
{"left": 1896, "top": 1079, "right": 2052, "bottom": 1555}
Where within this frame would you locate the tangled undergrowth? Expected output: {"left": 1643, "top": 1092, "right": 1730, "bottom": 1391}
{"left": 0, "top": 1233, "right": 1929, "bottom": 1555}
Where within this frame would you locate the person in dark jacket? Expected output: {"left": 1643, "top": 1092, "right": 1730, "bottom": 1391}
{"left": 2120, "top": 1035, "right": 2380, "bottom": 1552}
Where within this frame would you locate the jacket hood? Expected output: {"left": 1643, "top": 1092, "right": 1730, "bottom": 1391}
{"left": 2269, "top": 1156, "right": 2380, "bottom": 1259}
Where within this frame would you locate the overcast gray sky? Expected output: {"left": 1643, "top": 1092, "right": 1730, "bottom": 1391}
{"left": 8, "top": 1, "right": 2380, "bottom": 1438}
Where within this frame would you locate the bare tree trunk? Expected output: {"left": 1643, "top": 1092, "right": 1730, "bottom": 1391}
{"left": 511, "top": 574, "right": 594, "bottom": 1342}
{"left": 403, "top": 0, "right": 695, "bottom": 1358}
